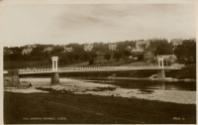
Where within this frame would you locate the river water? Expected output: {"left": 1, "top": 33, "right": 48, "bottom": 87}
{"left": 15, "top": 77, "right": 196, "bottom": 104}
{"left": 81, "top": 78, "right": 196, "bottom": 91}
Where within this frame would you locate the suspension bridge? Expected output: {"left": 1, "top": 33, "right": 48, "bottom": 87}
{"left": 15, "top": 65, "right": 180, "bottom": 75}
{"left": 4, "top": 56, "right": 183, "bottom": 85}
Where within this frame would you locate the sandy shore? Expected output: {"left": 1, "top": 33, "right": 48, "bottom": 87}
{"left": 5, "top": 77, "right": 196, "bottom": 104}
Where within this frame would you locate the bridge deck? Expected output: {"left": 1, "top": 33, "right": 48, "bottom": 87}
{"left": 8, "top": 66, "right": 182, "bottom": 75}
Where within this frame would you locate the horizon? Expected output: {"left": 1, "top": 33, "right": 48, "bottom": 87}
{"left": 3, "top": 37, "right": 196, "bottom": 48}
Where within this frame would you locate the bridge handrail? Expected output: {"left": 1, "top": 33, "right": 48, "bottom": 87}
{"left": 15, "top": 65, "right": 183, "bottom": 75}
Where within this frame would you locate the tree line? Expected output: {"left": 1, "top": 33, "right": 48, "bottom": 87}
{"left": 4, "top": 38, "right": 196, "bottom": 69}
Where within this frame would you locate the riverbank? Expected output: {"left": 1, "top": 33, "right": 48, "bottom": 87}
{"left": 6, "top": 77, "right": 196, "bottom": 104}
{"left": 4, "top": 92, "right": 195, "bottom": 124}
{"left": 75, "top": 76, "right": 196, "bottom": 82}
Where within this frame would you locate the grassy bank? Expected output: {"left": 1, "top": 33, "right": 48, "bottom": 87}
{"left": 4, "top": 92, "right": 196, "bottom": 124}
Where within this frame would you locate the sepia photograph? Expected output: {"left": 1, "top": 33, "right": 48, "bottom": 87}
{"left": 1, "top": 0, "right": 197, "bottom": 124}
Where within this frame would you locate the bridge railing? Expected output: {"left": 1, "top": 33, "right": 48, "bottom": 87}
{"left": 60, "top": 65, "right": 181, "bottom": 71}
{"left": 19, "top": 67, "right": 52, "bottom": 74}
{"left": 16, "top": 65, "right": 183, "bottom": 74}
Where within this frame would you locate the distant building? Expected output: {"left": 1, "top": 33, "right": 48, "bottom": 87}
{"left": 170, "top": 39, "right": 183, "bottom": 49}
{"left": 63, "top": 46, "right": 73, "bottom": 52}
{"left": 126, "top": 45, "right": 133, "bottom": 53}
{"left": 4, "top": 48, "right": 13, "bottom": 55}
{"left": 84, "top": 44, "right": 93, "bottom": 52}
{"left": 132, "top": 40, "right": 149, "bottom": 53}
{"left": 22, "top": 46, "right": 33, "bottom": 55}
{"left": 43, "top": 46, "right": 53, "bottom": 53}
{"left": 24, "top": 44, "right": 37, "bottom": 49}
{"left": 108, "top": 43, "right": 117, "bottom": 51}
{"left": 126, "top": 45, "right": 132, "bottom": 50}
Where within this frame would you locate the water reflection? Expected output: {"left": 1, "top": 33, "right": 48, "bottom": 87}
{"left": 81, "top": 78, "right": 196, "bottom": 91}
{"left": 80, "top": 78, "right": 196, "bottom": 104}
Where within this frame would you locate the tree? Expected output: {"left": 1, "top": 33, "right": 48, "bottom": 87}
{"left": 147, "top": 39, "right": 173, "bottom": 56}
{"left": 88, "top": 52, "right": 97, "bottom": 65}
{"left": 174, "top": 39, "right": 196, "bottom": 64}
{"left": 113, "top": 52, "right": 122, "bottom": 61}
{"left": 104, "top": 53, "right": 111, "bottom": 61}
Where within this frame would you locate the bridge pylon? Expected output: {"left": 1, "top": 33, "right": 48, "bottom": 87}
{"left": 157, "top": 56, "right": 166, "bottom": 79}
{"left": 7, "top": 69, "right": 20, "bottom": 87}
{"left": 51, "top": 56, "right": 60, "bottom": 85}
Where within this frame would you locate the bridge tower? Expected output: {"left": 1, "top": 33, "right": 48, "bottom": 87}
{"left": 157, "top": 56, "right": 166, "bottom": 78}
{"left": 7, "top": 69, "right": 20, "bottom": 87}
{"left": 51, "top": 56, "right": 60, "bottom": 85}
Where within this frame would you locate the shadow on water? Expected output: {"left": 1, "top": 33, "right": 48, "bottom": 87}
{"left": 76, "top": 77, "right": 196, "bottom": 91}
{"left": 138, "top": 89, "right": 154, "bottom": 94}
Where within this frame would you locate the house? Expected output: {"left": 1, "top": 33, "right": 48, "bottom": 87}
{"left": 84, "top": 44, "right": 93, "bottom": 52}
{"left": 63, "top": 46, "right": 73, "bottom": 53}
{"left": 132, "top": 40, "right": 150, "bottom": 53}
{"left": 171, "top": 39, "right": 183, "bottom": 47}
{"left": 108, "top": 43, "right": 117, "bottom": 51}
{"left": 170, "top": 39, "right": 183, "bottom": 50}
{"left": 43, "top": 46, "right": 53, "bottom": 53}
{"left": 4, "top": 48, "right": 13, "bottom": 55}
{"left": 22, "top": 46, "right": 33, "bottom": 55}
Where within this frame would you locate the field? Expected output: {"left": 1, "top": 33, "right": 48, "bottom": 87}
{"left": 4, "top": 92, "right": 196, "bottom": 124}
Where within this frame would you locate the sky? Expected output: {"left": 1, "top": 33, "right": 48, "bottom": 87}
{"left": 0, "top": 0, "right": 196, "bottom": 46}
